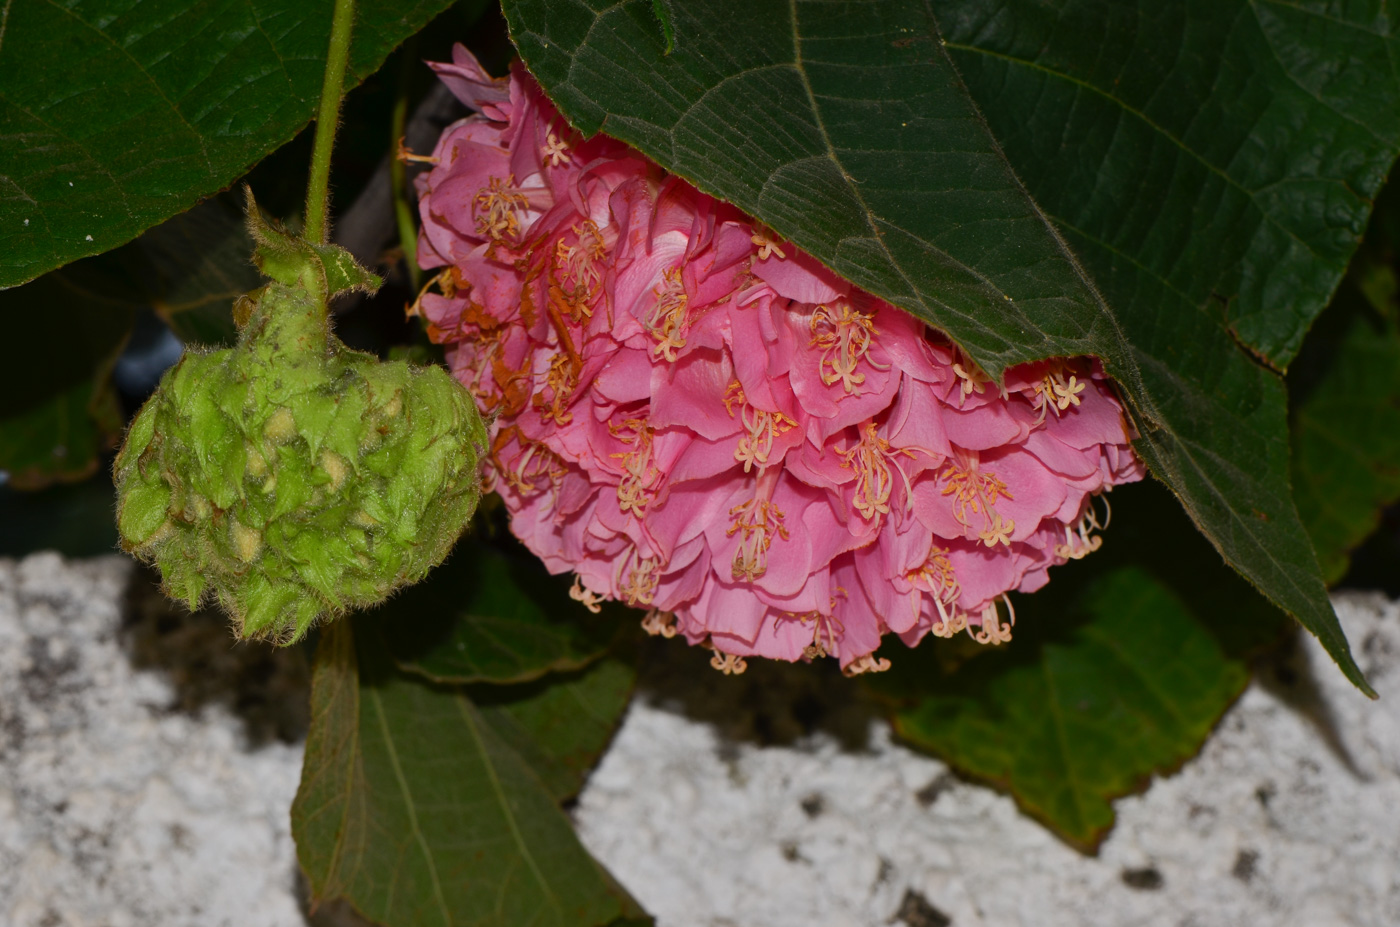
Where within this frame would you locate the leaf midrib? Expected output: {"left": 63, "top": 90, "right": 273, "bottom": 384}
{"left": 455, "top": 692, "right": 566, "bottom": 923}
{"left": 786, "top": 0, "right": 1009, "bottom": 315}
{"left": 369, "top": 686, "right": 453, "bottom": 927}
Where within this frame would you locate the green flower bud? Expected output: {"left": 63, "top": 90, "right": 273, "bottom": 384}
{"left": 114, "top": 192, "right": 488, "bottom": 643}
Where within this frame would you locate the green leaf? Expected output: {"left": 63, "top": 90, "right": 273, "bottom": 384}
{"left": 888, "top": 566, "right": 1248, "bottom": 851}
{"left": 500, "top": 0, "right": 1394, "bottom": 694}
{"left": 0, "top": 468, "right": 121, "bottom": 557}
{"left": 470, "top": 658, "right": 636, "bottom": 802}
{"left": 388, "top": 535, "right": 621, "bottom": 685}
{"left": 0, "top": 0, "right": 460, "bottom": 288}
{"left": 0, "top": 259, "right": 135, "bottom": 488}
{"left": 870, "top": 477, "right": 1287, "bottom": 849}
{"left": 137, "top": 194, "right": 259, "bottom": 346}
{"left": 293, "top": 619, "right": 646, "bottom": 927}
{"left": 1290, "top": 283, "right": 1400, "bottom": 585}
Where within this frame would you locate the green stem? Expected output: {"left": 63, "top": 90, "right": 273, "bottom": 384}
{"left": 391, "top": 38, "right": 422, "bottom": 291}
{"left": 304, "top": 0, "right": 358, "bottom": 245}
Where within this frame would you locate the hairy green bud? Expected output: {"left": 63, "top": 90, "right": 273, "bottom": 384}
{"left": 114, "top": 193, "right": 488, "bottom": 643}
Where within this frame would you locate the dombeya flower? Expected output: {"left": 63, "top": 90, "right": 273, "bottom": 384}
{"left": 414, "top": 48, "right": 1144, "bottom": 674}
{"left": 114, "top": 193, "right": 488, "bottom": 643}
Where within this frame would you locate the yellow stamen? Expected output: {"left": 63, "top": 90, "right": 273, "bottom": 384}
{"left": 542, "top": 131, "right": 571, "bottom": 167}
{"left": 978, "top": 511, "right": 1016, "bottom": 549}
{"left": 727, "top": 491, "right": 791, "bottom": 582}
{"left": 751, "top": 228, "right": 786, "bottom": 261}
{"left": 396, "top": 137, "right": 439, "bottom": 165}
{"left": 645, "top": 267, "right": 689, "bottom": 362}
{"left": 840, "top": 421, "right": 919, "bottom": 521}
{"left": 551, "top": 220, "right": 607, "bottom": 322}
{"left": 970, "top": 595, "right": 1015, "bottom": 645}
{"left": 610, "top": 419, "right": 662, "bottom": 518}
{"left": 502, "top": 438, "right": 566, "bottom": 496}
{"left": 1031, "top": 363, "right": 1088, "bottom": 423}
{"left": 710, "top": 652, "right": 748, "bottom": 675}
{"left": 474, "top": 174, "right": 529, "bottom": 243}
{"left": 907, "top": 545, "right": 962, "bottom": 633}
{"left": 1055, "top": 494, "right": 1109, "bottom": 560}
{"left": 939, "top": 452, "right": 1014, "bottom": 548}
{"left": 536, "top": 351, "right": 578, "bottom": 424}
{"left": 640, "top": 609, "right": 678, "bottom": 638}
{"left": 951, "top": 349, "right": 991, "bottom": 407}
{"left": 569, "top": 576, "right": 604, "bottom": 614}
{"left": 617, "top": 549, "right": 661, "bottom": 607}
{"left": 810, "top": 303, "right": 886, "bottom": 395}
{"left": 842, "top": 654, "right": 893, "bottom": 677}
{"left": 725, "top": 380, "right": 796, "bottom": 473}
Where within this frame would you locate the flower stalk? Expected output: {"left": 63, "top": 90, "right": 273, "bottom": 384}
{"left": 304, "top": 0, "right": 358, "bottom": 244}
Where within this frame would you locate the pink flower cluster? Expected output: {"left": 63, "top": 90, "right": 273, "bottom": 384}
{"left": 414, "top": 47, "right": 1144, "bottom": 675}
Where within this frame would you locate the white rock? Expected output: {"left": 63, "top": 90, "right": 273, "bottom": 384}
{"left": 574, "top": 592, "right": 1400, "bottom": 927}
{"left": 3, "top": 553, "right": 1398, "bottom": 927}
{"left": 0, "top": 554, "right": 305, "bottom": 927}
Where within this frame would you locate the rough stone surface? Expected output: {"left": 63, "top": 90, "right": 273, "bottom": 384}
{"left": 574, "top": 592, "right": 1400, "bottom": 927}
{"left": 0, "top": 553, "right": 306, "bottom": 927}
{"left": 2, "top": 553, "right": 1398, "bottom": 927}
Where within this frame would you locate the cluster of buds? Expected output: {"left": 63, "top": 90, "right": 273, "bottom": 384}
{"left": 413, "top": 47, "right": 1143, "bottom": 674}
{"left": 114, "top": 197, "right": 487, "bottom": 643}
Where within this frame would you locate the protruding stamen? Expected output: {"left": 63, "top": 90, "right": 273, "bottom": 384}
{"left": 536, "top": 352, "right": 578, "bottom": 424}
{"left": 407, "top": 267, "right": 460, "bottom": 319}
{"left": 474, "top": 174, "right": 530, "bottom": 243}
{"left": 792, "top": 595, "right": 846, "bottom": 660}
{"left": 907, "top": 545, "right": 962, "bottom": 632}
{"left": 396, "top": 137, "right": 439, "bottom": 165}
{"left": 569, "top": 576, "right": 604, "bottom": 614}
{"left": 810, "top": 304, "right": 887, "bottom": 395}
{"left": 929, "top": 610, "right": 968, "bottom": 638}
{"left": 978, "top": 511, "right": 1016, "bottom": 549}
{"left": 970, "top": 596, "right": 1014, "bottom": 645}
{"left": 727, "top": 487, "right": 790, "bottom": 582}
{"left": 551, "top": 220, "right": 607, "bottom": 322}
{"left": 616, "top": 548, "right": 661, "bottom": 607}
{"left": 1054, "top": 496, "right": 1108, "bottom": 560}
{"left": 502, "top": 436, "right": 566, "bottom": 495}
{"left": 725, "top": 380, "right": 796, "bottom": 473}
{"left": 842, "top": 654, "right": 893, "bottom": 677}
{"left": 710, "top": 651, "right": 748, "bottom": 675}
{"left": 641, "top": 609, "right": 678, "bottom": 638}
{"left": 610, "top": 418, "right": 662, "bottom": 518}
{"left": 939, "top": 452, "right": 1014, "bottom": 548}
{"left": 645, "top": 267, "right": 689, "bottom": 362}
{"left": 840, "top": 421, "right": 920, "bottom": 522}
{"left": 542, "top": 131, "right": 571, "bottom": 167}
{"left": 1031, "top": 363, "right": 1088, "bottom": 423}
{"left": 751, "top": 227, "right": 786, "bottom": 261}
{"left": 951, "top": 349, "right": 991, "bottom": 407}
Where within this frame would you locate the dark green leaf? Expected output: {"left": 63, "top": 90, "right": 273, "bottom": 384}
{"left": 0, "top": 0, "right": 461, "bottom": 288}
{"left": 293, "top": 619, "right": 646, "bottom": 927}
{"left": 870, "top": 477, "right": 1286, "bottom": 848}
{"left": 500, "top": 0, "right": 1395, "bottom": 693}
{"left": 136, "top": 194, "right": 259, "bottom": 346}
{"left": 0, "top": 467, "right": 121, "bottom": 557}
{"left": 388, "top": 535, "right": 623, "bottom": 685}
{"left": 1291, "top": 286, "right": 1400, "bottom": 585}
{"left": 888, "top": 566, "right": 1247, "bottom": 850}
{"left": 0, "top": 260, "right": 135, "bottom": 487}
{"left": 471, "top": 658, "right": 636, "bottom": 802}
{"left": 0, "top": 378, "right": 115, "bottom": 489}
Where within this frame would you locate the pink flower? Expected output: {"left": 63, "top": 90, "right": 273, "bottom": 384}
{"left": 414, "top": 47, "right": 1145, "bottom": 676}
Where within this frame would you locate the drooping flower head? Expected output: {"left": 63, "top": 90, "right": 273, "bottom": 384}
{"left": 413, "top": 46, "right": 1144, "bottom": 675}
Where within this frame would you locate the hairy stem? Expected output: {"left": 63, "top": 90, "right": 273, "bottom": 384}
{"left": 304, "top": 0, "right": 358, "bottom": 245}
